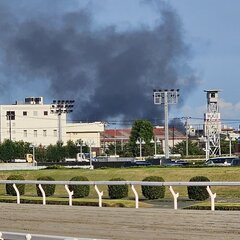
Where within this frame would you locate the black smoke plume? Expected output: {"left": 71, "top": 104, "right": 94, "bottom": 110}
{"left": 0, "top": 0, "right": 198, "bottom": 124}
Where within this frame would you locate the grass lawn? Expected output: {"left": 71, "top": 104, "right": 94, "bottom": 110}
{"left": 1, "top": 166, "right": 240, "bottom": 204}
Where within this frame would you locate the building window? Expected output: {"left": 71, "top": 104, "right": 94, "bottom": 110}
{"left": 43, "top": 130, "right": 47, "bottom": 137}
{"left": 6, "top": 111, "right": 15, "bottom": 120}
{"left": 23, "top": 111, "right": 27, "bottom": 116}
{"left": 24, "top": 130, "right": 27, "bottom": 137}
{"left": 33, "top": 111, "right": 38, "bottom": 116}
{"left": 54, "top": 130, "right": 57, "bottom": 137}
{"left": 44, "top": 111, "right": 48, "bottom": 116}
{"left": 34, "top": 130, "right": 37, "bottom": 137}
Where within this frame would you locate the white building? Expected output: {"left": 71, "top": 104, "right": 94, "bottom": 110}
{"left": 0, "top": 97, "right": 104, "bottom": 148}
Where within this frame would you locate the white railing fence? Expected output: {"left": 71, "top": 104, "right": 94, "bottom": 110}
{"left": 0, "top": 231, "right": 104, "bottom": 240}
{"left": 1, "top": 180, "right": 240, "bottom": 211}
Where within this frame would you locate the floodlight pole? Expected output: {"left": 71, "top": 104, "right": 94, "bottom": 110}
{"left": 153, "top": 89, "right": 179, "bottom": 159}
{"left": 51, "top": 100, "right": 74, "bottom": 143}
{"left": 164, "top": 91, "right": 169, "bottom": 159}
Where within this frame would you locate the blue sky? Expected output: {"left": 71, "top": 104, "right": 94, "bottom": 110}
{"left": 1, "top": 0, "right": 240, "bottom": 128}
{"left": 169, "top": 0, "right": 240, "bottom": 120}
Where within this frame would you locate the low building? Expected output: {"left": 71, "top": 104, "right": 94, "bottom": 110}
{"left": 101, "top": 126, "right": 186, "bottom": 154}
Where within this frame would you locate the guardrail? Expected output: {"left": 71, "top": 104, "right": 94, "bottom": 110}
{"left": 1, "top": 180, "right": 240, "bottom": 211}
{"left": 0, "top": 231, "right": 105, "bottom": 240}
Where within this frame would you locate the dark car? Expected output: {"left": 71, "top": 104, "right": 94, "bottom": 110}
{"left": 161, "top": 158, "right": 188, "bottom": 166}
{"left": 128, "top": 160, "right": 152, "bottom": 167}
{"left": 229, "top": 158, "right": 240, "bottom": 166}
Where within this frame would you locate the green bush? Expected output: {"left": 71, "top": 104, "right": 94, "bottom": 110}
{"left": 69, "top": 176, "right": 90, "bottom": 198}
{"left": 141, "top": 176, "right": 165, "bottom": 199}
{"left": 187, "top": 176, "right": 210, "bottom": 200}
{"left": 36, "top": 176, "right": 56, "bottom": 197}
{"left": 6, "top": 174, "right": 25, "bottom": 196}
{"left": 108, "top": 178, "right": 128, "bottom": 199}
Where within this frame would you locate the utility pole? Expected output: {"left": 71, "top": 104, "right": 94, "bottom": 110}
{"left": 182, "top": 116, "right": 191, "bottom": 157}
{"left": 51, "top": 100, "right": 74, "bottom": 143}
{"left": 153, "top": 89, "right": 179, "bottom": 159}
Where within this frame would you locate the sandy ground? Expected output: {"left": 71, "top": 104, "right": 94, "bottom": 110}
{"left": 0, "top": 203, "right": 240, "bottom": 240}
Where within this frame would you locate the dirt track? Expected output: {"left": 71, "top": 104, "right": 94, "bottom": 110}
{"left": 0, "top": 203, "right": 240, "bottom": 239}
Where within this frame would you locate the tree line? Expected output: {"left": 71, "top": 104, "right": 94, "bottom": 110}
{"left": 0, "top": 120, "right": 235, "bottom": 162}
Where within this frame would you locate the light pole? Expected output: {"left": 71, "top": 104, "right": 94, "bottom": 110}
{"left": 200, "top": 135, "right": 210, "bottom": 160}
{"left": 51, "top": 100, "right": 74, "bottom": 143}
{"left": 136, "top": 138, "right": 145, "bottom": 159}
{"left": 153, "top": 89, "right": 179, "bottom": 159}
{"left": 225, "top": 135, "right": 233, "bottom": 156}
{"left": 150, "top": 137, "right": 160, "bottom": 156}
{"left": 76, "top": 140, "right": 85, "bottom": 159}
{"left": 85, "top": 140, "right": 94, "bottom": 169}
{"left": 30, "top": 144, "right": 35, "bottom": 166}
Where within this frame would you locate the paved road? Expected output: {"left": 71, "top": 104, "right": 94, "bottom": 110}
{"left": 0, "top": 203, "right": 240, "bottom": 240}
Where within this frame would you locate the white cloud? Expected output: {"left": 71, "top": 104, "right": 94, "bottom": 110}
{"left": 219, "top": 98, "right": 240, "bottom": 119}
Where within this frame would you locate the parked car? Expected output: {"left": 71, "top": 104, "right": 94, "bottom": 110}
{"left": 161, "top": 158, "right": 189, "bottom": 166}
{"left": 124, "top": 160, "right": 152, "bottom": 167}
{"left": 205, "top": 157, "right": 239, "bottom": 166}
{"left": 229, "top": 158, "right": 240, "bottom": 166}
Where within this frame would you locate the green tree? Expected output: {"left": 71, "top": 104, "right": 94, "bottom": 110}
{"left": 45, "top": 143, "right": 65, "bottom": 162}
{"left": 105, "top": 142, "right": 123, "bottom": 156}
{"left": 65, "top": 140, "right": 77, "bottom": 158}
{"left": 35, "top": 145, "right": 47, "bottom": 162}
{"left": 128, "top": 120, "right": 154, "bottom": 157}
{"left": 171, "top": 140, "right": 204, "bottom": 156}
{"left": 0, "top": 140, "right": 15, "bottom": 161}
{"left": 220, "top": 136, "right": 237, "bottom": 155}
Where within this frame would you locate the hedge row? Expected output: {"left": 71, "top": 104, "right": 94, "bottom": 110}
{"left": 5, "top": 174, "right": 211, "bottom": 201}
{"left": 6, "top": 174, "right": 91, "bottom": 198}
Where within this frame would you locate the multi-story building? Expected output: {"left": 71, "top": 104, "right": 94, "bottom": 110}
{"left": 0, "top": 97, "right": 104, "bottom": 149}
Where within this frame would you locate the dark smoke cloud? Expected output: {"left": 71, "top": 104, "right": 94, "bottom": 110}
{"left": 0, "top": 0, "right": 198, "bottom": 123}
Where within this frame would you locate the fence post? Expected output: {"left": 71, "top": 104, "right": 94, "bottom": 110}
{"left": 65, "top": 185, "right": 73, "bottom": 206}
{"left": 13, "top": 184, "right": 20, "bottom": 204}
{"left": 38, "top": 184, "right": 46, "bottom": 205}
{"left": 94, "top": 185, "right": 103, "bottom": 207}
{"left": 169, "top": 186, "right": 179, "bottom": 210}
{"left": 25, "top": 234, "right": 32, "bottom": 240}
{"left": 0, "top": 232, "right": 3, "bottom": 240}
{"left": 206, "top": 186, "right": 216, "bottom": 211}
{"left": 131, "top": 185, "right": 139, "bottom": 209}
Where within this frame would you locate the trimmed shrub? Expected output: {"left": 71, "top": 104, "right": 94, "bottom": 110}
{"left": 36, "top": 176, "right": 56, "bottom": 197}
{"left": 69, "top": 176, "right": 90, "bottom": 198}
{"left": 187, "top": 176, "right": 210, "bottom": 200}
{"left": 6, "top": 174, "right": 25, "bottom": 196}
{"left": 45, "top": 165, "right": 66, "bottom": 169}
{"left": 141, "top": 176, "right": 165, "bottom": 200}
{"left": 108, "top": 178, "right": 128, "bottom": 199}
